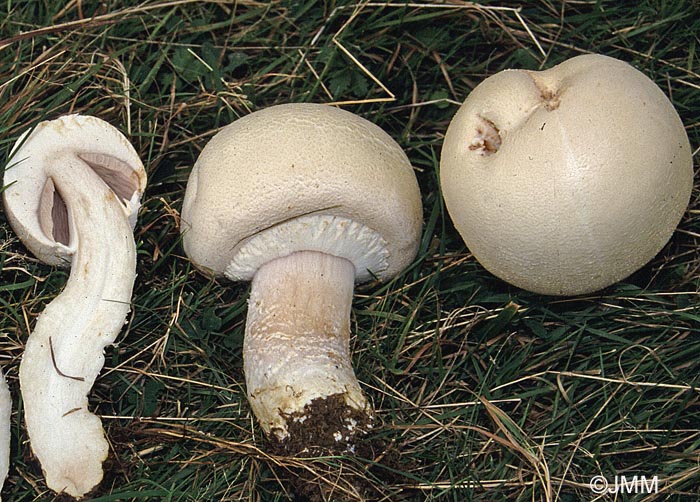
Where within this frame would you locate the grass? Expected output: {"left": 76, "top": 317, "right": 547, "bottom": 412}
{"left": 1, "top": 0, "right": 699, "bottom": 500}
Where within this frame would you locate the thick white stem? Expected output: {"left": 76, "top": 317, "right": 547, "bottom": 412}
{"left": 244, "top": 251, "right": 371, "bottom": 445}
{"left": 19, "top": 155, "right": 136, "bottom": 498}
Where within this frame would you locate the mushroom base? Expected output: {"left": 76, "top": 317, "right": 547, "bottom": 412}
{"left": 243, "top": 250, "right": 372, "bottom": 449}
{"left": 270, "top": 393, "right": 373, "bottom": 455}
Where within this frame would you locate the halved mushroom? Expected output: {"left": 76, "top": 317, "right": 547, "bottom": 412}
{"left": 2, "top": 114, "right": 146, "bottom": 498}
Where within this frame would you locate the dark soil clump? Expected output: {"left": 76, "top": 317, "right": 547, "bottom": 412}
{"left": 270, "top": 393, "right": 372, "bottom": 456}
{"left": 266, "top": 394, "right": 415, "bottom": 501}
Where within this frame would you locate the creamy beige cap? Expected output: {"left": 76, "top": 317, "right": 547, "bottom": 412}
{"left": 181, "top": 103, "right": 423, "bottom": 283}
{"left": 440, "top": 54, "right": 693, "bottom": 295}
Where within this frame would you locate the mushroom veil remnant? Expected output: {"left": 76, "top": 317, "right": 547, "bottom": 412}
{"left": 3, "top": 114, "right": 146, "bottom": 497}
{"left": 440, "top": 54, "right": 693, "bottom": 295}
{"left": 181, "top": 103, "right": 422, "bottom": 450}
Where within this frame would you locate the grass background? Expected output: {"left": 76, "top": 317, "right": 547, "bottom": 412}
{"left": 1, "top": 0, "right": 699, "bottom": 500}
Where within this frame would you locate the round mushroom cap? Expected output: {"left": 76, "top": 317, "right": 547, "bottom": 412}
{"left": 3, "top": 114, "right": 146, "bottom": 267}
{"left": 181, "top": 103, "right": 423, "bottom": 283}
{"left": 440, "top": 54, "right": 693, "bottom": 295}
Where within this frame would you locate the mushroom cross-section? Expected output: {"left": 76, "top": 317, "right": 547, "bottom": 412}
{"left": 2, "top": 114, "right": 146, "bottom": 498}
{"left": 181, "top": 103, "right": 422, "bottom": 450}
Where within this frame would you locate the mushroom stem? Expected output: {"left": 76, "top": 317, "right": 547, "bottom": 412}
{"left": 0, "top": 370, "right": 11, "bottom": 498}
{"left": 19, "top": 156, "right": 136, "bottom": 498}
{"left": 244, "top": 250, "right": 371, "bottom": 447}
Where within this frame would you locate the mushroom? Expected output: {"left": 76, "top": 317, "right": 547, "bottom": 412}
{"left": 181, "top": 103, "right": 422, "bottom": 449}
{"left": 2, "top": 114, "right": 146, "bottom": 497}
{"left": 440, "top": 54, "right": 693, "bottom": 295}
{"left": 0, "top": 370, "right": 10, "bottom": 497}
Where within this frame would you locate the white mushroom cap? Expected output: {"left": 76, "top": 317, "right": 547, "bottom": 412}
{"left": 4, "top": 114, "right": 145, "bottom": 267}
{"left": 181, "top": 103, "right": 422, "bottom": 283}
{"left": 440, "top": 54, "right": 693, "bottom": 295}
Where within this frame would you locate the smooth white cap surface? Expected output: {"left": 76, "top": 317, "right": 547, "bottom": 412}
{"left": 440, "top": 54, "right": 693, "bottom": 295}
